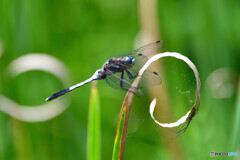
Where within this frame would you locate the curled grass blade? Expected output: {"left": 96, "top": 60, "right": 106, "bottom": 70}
{"left": 145, "top": 52, "right": 201, "bottom": 135}
{"left": 112, "top": 51, "right": 201, "bottom": 160}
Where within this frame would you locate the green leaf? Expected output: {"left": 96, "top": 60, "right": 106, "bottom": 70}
{"left": 87, "top": 81, "right": 101, "bottom": 160}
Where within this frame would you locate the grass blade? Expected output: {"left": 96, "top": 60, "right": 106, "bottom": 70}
{"left": 87, "top": 81, "right": 101, "bottom": 160}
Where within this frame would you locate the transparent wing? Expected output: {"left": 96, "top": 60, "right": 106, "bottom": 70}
{"left": 139, "top": 70, "right": 162, "bottom": 87}
{"left": 104, "top": 67, "right": 162, "bottom": 94}
{"left": 112, "top": 62, "right": 162, "bottom": 88}
{"left": 113, "top": 41, "right": 163, "bottom": 80}
{"left": 104, "top": 69, "right": 144, "bottom": 95}
{"left": 104, "top": 40, "right": 163, "bottom": 93}
{"left": 117, "top": 41, "right": 163, "bottom": 58}
{"left": 135, "top": 40, "right": 163, "bottom": 57}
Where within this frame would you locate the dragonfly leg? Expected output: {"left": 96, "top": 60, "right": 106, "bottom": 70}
{"left": 119, "top": 71, "right": 137, "bottom": 94}
{"left": 120, "top": 71, "right": 124, "bottom": 88}
{"left": 125, "top": 69, "right": 138, "bottom": 79}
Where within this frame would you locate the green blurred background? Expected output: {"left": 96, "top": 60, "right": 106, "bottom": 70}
{"left": 0, "top": 0, "right": 239, "bottom": 160}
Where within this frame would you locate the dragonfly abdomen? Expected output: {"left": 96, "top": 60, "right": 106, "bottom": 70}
{"left": 46, "top": 88, "right": 71, "bottom": 101}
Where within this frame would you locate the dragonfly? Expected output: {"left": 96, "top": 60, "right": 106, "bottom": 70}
{"left": 46, "top": 41, "right": 163, "bottom": 101}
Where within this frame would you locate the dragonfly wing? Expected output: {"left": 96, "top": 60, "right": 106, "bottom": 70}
{"left": 108, "top": 64, "right": 162, "bottom": 88}
{"left": 139, "top": 70, "right": 162, "bottom": 87}
{"left": 135, "top": 40, "right": 163, "bottom": 57}
{"left": 114, "top": 41, "right": 163, "bottom": 77}
{"left": 122, "top": 67, "right": 162, "bottom": 88}
{"left": 116, "top": 41, "right": 163, "bottom": 58}
{"left": 104, "top": 70, "right": 143, "bottom": 95}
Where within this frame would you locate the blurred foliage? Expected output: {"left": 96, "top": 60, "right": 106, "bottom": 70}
{"left": 0, "top": 0, "right": 239, "bottom": 160}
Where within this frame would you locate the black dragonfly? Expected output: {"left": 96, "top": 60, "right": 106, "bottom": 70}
{"left": 46, "top": 41, "right": 163, "bottom": 101}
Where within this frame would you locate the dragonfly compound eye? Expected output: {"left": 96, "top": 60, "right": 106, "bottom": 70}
{"left": 132, "top": 58, "right": 135, "bottom": 64}
{"left": 126, "top": 56, "right": 133, "bottom": 64}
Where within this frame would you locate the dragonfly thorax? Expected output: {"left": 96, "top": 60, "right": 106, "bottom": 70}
{"left": 104, "top": 56, "right": 135, "bottom": 74}
{"left": 107, "top": 56, "right": 135, "bottom": 67}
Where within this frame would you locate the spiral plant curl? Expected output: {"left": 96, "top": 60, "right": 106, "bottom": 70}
{"left": 112, "top": 52, "right": 201, "bottom": 160}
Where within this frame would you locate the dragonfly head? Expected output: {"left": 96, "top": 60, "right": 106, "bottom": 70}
{"left": 125, "top": 56, "right": 135, "bottom": 65}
